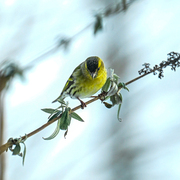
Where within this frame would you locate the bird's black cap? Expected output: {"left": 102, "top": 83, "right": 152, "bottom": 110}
{"left": 86, "top": 56, "right": 99, "bottom": 73}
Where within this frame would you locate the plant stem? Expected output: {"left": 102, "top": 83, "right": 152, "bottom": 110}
{"left": 0, "top": 70, "right": 153, "bottom": 152}
{"left": 21, "top": 71, "right": 152, "bottom": 140}
{"left": 125, "top": 72, "right": 151, "bottom": 86}
{"left": 0, "top": 92, "right": 5, "bottom": 180}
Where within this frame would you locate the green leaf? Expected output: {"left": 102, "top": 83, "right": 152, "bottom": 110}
{"left": 43, "top": 119, "right": 61, "bottom": 140}
{"left": 123, "top": 86, "right": 129, "bottom": 92}
{"left": 41, "top": 108, "right": 56, "bottom": 114}
{"left": 48, "top": 111, "right": 62, "bottom": 122}
{"left": 58, "top": 38, "right": 71, "bottom": 50}
{"left": 64, "top": 129, "right": 68, "bottom": 139}
{"left": 103, "top": 102, "right": 113, "bottom": 108}
{"left": 102, "top": 77, "right": 111, "bottom": 92}
{"left": 66, "top": 109, "right": 71, "bottom": 126}
{"left": 57, "top": 98, "right": 67, "bottom": 105}
{"left": 94, "top": 14, "right": 103, "bottom": 35}
{"left": 107, "top": 81, "right": 118, "bottom": 96}
{"left": 117, "top": 103, "right": 122, "bottom": 122}
{"left": 110, "top": 93, "right": 122, "bottom": 105}
{"left": 21, "top": 142, "right": 26, "bottom": 166}
{"left": 60, "top": 108, "right": 69, "bottom": 130}
{"left": 109, "top": 68, "right": 115, "bottom": 78}
{"left": 113, "top": 73, "right": 119, "bottom": 84}
{"left": 119, "top": 93, "right": 123, "bottom": 102}
{"left": 70, "top": 112, "right": 84, "bottom": 122}
{"left": 12, "top": 144, "right": 21, "bottom": 155}
{"left": 118, "top": 82, "right": 129, "bottom": 92}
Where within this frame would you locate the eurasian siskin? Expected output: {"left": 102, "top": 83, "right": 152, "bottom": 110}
{"left": 52, "top": 56, "right": 107, "bottom": 108}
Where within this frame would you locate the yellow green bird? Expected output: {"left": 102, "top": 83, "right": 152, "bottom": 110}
{"left": 52, "top": 56, "right": 107, "bottom": 108}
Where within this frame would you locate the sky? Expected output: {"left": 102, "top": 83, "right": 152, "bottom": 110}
{"left": 1, "top": 0, "right": 180, "bottom": 180}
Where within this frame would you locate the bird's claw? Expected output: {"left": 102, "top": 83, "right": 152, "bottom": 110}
{"left": 80, "top": 101, "right": 87, "bottom": 109}
{"left": 77, "top": 97, "right": 87, "bottom": 109}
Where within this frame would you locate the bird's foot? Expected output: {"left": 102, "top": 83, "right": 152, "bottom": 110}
{"left": 77, "top": 98, "right": 87, "bottom": 109}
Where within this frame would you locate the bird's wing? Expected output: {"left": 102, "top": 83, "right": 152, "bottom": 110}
{"left": 61, "top": 62, "right": 82, "bottom": 93}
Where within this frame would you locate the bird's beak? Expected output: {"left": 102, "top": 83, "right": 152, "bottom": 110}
{"left": 90, "top": 72, "right": 97, "bottom": 79}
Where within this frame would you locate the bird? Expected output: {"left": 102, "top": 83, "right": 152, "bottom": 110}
{"left": 52, "top": 56, "right": 107, "bottom": 109}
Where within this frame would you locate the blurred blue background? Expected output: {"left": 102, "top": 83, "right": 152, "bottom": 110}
{"left": 1, "top": 0, "right": 180, "bottom": 179}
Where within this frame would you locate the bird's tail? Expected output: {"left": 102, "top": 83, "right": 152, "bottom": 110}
{"left": 52, "top": 94, "right": 65, "bottom": 103}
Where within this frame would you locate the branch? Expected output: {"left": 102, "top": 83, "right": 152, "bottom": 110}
{"left": 0, "top": 51, "right": 180, "bottom": 164}
{"left": 26, "top": 1, "right": 135, "bottom": 68}
{"left": 0, "top": 1, "right": 138, "bottom": 159}
{"left": 0, "top": 74, "right": 140, "bottom": 154}
{"left": 22, "top": 51, "right": 180, "bottom": 139}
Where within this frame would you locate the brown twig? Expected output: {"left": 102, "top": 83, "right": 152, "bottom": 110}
{"left": 20, "top": 72, "right": 151, "bottom": 140}
{"left": 125, "top": 72, "right": 151, "bottom": 86}
{"left": 0, "top": 69, "right": 155, "bottom": 154}
{"left": 2, "top": 51, "right": 180, "bottom": 155}
{"left": 0, "top": 92, "right": 5, "bottom": 179}
{"left": 21, "top": 96, "right": 100, "bottom": 140}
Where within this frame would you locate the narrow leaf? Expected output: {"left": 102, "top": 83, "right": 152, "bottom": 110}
{"left": 12, "top": 144, "right": 21, "bottom": 155}
{"left": 110, "top": 93, "right": 122, "bottom": 105}
{"left": 41, "top": 108, "right": 56, "bottom": 114}
{"left": 57, "top": 98, "right": 67, "bottom": 105}
{"left": 118, "top": 82, "right": 129, "bottom": 92}
{"left": 119, "top": 93, "right": 123, "bottom": 102}
{"left": 48, "top": 111, "right": 62, "bottom": 122}
{"left": 117, "top": 103, "right": 122, "bottom": 122}
{"left": 70, "top": 112, "right": 84, "bottom": 122}
{"left": 107, "top": 81, "right": 118, "bottom": 96}
{"left": 102, "top": 77, "right": 111, "bottom": 92}
{"left": 94, "top": 14, "right": 103, "bottom": 35}
{"left": 66, "top": 109, "right": 71, "bottom": 126}
{"left": 60, "top": 108, "right": 69, "bottom": 130}
{"left": 109, "top": 68, "right": 115, "bottom": 78}
{"left": 123, "top": 86, "right": 129, "bottom": 92}
{"left": 103, "top": 102, "right": 113, "bottom": 108}
{"left": 43, "top": 119, "right": 61, "bottom": 140}
{"left": 113, "top": 73, "right": 120, "bottom": 84}
{"left": 64, "top": 129, "right": 68, "bottom": 139}
{"left": 21, "top": 142, "right": 26, "bottom": 166}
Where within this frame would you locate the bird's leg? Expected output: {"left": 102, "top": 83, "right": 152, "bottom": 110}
{"left": 77, "top": 97, "right": 87, "bottom": 109}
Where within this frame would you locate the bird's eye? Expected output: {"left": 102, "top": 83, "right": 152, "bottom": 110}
{"left": 98, "top": 67, "right": 100, "bottom": 71}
